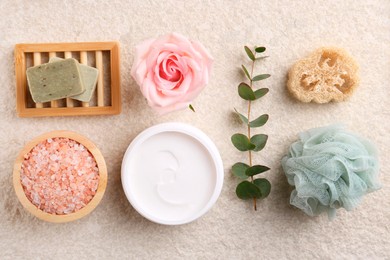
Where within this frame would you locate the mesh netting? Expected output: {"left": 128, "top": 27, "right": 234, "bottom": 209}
{"left": 281, "top": 125, "right": 381, "bottom": 219}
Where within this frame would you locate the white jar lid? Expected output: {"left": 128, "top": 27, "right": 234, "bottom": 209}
{"left": 121, "top": 122, "right": 224, "bottom": 225}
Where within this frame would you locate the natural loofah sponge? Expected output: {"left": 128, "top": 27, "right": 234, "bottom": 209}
{"left": 281, "top": 125, "right": 380, "bottom": 219}
{"left": 287, "top": 47, "right": 359, "bottom": 103}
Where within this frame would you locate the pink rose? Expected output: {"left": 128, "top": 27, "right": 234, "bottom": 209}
{"left": 131, "top": 32, "right": 213, "bottom": 114}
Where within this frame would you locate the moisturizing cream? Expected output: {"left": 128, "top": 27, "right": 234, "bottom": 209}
{"left": 121, "top": 123, "right": 224, "bottom": 225}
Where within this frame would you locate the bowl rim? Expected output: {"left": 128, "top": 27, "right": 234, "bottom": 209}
{"left": 13, "top": 130, "right": 107, "bottom": 223}
{"left": 121, "top": 122, "right": 224, "bottom": 225}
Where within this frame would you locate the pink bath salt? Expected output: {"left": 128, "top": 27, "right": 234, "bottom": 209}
{"left": 20, "top": 137, "right": 100, "bottom": 215}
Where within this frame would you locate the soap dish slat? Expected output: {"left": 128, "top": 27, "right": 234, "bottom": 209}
{"left": 14, "top": 42, "right": 121, "bottom": 117}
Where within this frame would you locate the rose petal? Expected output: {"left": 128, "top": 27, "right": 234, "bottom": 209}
{"left": 131, "top": 38, "right": 155, "bottom": 80}
{"left": 161, "top": 71, "right": 192, "bottom": 97}
{"left": 152, "top": 101, "right": 190, "bottom": 115}
{"left": 131, "top": 32, "right": 213, "bottom": 114}
{"left": 133, "top": 61, "right": 148, "bottom": 86}
{"left": 153, "top": 60, "right": 183, "bottom": 91}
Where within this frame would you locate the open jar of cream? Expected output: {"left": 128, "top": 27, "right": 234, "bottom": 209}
{"left": 121, "top": 122, "right": 224, "bottom": 225}
{"left": 13, "top": 130, "right": 107, "bottom": 223}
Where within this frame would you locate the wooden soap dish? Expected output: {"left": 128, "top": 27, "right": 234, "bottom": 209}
{"left": 13, "top": 130, "right": 108, "bottom": 223}
{"left": 14, "top": 42, "right": 121, "bottom": 117}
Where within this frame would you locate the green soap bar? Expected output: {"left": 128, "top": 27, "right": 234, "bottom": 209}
{"left": 49, "top": 57, "right": 98, "bottom": 102}
{"left": 26, "top": 58, "right": 84, "bottom": 103}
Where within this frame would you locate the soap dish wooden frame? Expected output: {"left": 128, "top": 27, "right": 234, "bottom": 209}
{"left": 15, "top": 42, "right": 121, "bottom": 117}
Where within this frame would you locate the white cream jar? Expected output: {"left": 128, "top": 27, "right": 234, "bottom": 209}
{"left": 121, "top": 123, "right": 224, "bottom": 225}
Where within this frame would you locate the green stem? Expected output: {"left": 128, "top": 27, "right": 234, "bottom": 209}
{"left": 248, "top": 52, "right": 257, "bottom": 211}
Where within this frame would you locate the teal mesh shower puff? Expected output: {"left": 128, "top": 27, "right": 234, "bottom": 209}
{"left": 281, "top": 125, "right": 381, "bottom": 219}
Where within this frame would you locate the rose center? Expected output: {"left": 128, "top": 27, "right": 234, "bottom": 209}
{"left": 159, "top": 55, "right": 183, "bottom": 83}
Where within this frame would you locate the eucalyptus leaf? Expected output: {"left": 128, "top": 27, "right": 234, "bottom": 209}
{"left": 249, "top": 114, "right": 269, "bottom": 127}
{"left": 255, "top": 47, "right": 266, "bottom": 53}
{"left": 245, "top": 165, "right": 270, "bottom": 177}
{"left": 232, "top": 162, "right": 250, "bottom": 179}
{"left": 244, "top": 46, "right": 255, "bottom": 61}
{"left": 231, "top": 133, "right": 255, "bottom": 151}
{"left": 256, "top": 56, "right": 269, "bottom": 60}
{"left": 254, "top": 88, "right": 269, "bottom": 99}
{"left": 234, "top": 108, "right": 248, "bottom": 124}
{"left": 189, "top": 104, "right": 195, "bottom": 112}
{"left": 252, "top": 74, "right": 271, "bottom": 82}
{"left": 241, "top": 65, "right": 251, "bottom": 80}
{"left": 236, "top": 181, "right": 262, "bottom": 199}
{"left": 238, "top": 82, "right": 256, "bottom": 101}
{"left": 232, "top": 45, "right": 272, "bottom": 208}
{"left": 253, "top": 178, "right": 271, "bottom": 198}
{"left": 250, "top": 134, "right": 268, "bottom": 151}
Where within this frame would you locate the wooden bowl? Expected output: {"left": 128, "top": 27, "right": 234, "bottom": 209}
{"left": 13, "top": 130, "right": 107, "bottom": 223}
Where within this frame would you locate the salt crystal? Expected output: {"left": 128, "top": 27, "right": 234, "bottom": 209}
{"left": 20, "top": 137, "right": 100, "bottom": 215}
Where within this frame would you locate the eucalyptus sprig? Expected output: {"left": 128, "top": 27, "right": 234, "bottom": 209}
{"left": 231, "top": 46, "right": 271, "bottom": 210}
